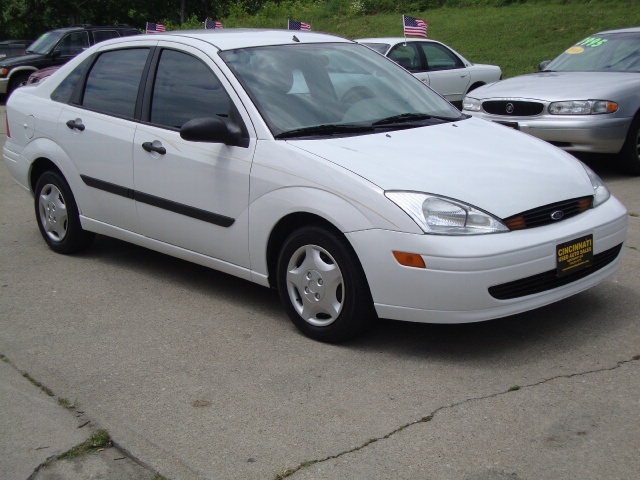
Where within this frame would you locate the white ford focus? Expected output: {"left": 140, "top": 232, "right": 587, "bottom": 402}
{"left": 3, "top": 29, "right": 628, "bottom": 342}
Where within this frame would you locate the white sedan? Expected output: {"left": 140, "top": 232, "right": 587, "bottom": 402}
{"left": 3, "top": 29, "right": 627, "bottom": 342}
{"left": 356, "top": 37, "right": 502, "bottom": 108}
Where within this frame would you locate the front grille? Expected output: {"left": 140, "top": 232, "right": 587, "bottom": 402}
{"left": 504, "top": 197, "right": 592, "bottom": 230}
{"left": 488, "top": 244, "right": 622, "bottom": 300}
{"left": 482, "top": 100, "right": 544, "bottom": 116}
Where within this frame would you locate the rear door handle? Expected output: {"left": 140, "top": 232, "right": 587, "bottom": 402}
{"left": 66, "top": 119, "right": 85, "bottom": 131}
{"left": 142, "top": 142, "right": 166, "bottom": 155}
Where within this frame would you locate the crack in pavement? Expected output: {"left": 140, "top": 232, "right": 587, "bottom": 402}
{"left": 274, "top": 354, "right": 640, "bottom": 479}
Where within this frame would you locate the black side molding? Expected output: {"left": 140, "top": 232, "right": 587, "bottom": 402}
{"left": 80, "top": 175, "right": 235, "bottom": 227}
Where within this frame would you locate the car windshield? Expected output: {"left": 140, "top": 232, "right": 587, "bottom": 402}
{"left": 220, "top": 42, "right": 463, "bottom": 138}
{"left": 544, "top": 32, "right": 640, "bottom": 72}
{"left": 25, "top": 31, "right": 65, "bottom": 54}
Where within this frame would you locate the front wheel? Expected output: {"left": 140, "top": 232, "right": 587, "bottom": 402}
{"left": 34, "top": 171, "right": 95, "bottom": 254}
{"left": 620, "top": 115, "right": 640, "bottom": 175}
{"left": 277, "top": 226, "right": 374, "bottom": 343}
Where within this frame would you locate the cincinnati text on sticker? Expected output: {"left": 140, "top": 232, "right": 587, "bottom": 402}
{"left": 557, "top": 237, "right": 592, "bottom": 263}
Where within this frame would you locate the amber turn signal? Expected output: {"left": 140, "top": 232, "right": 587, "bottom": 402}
{"left": 392, "top": 251, "right": 426, "bottom": 268}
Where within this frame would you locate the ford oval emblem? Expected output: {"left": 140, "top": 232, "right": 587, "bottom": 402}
{"left": 551, "top": 210, "right": 565, "bottom": 221}
{"left": 505, "top": 103, "right": 515, "bottom": 114}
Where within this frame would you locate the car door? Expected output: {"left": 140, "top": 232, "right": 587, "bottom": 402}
{"left": 57, "top": 47, "right": 152, "bottom": 232}
{"left": 133, "top": 44, "right": 256, "bottom": 268}
{"left": 416, "top": 42, "right": 470, "bottom": 104}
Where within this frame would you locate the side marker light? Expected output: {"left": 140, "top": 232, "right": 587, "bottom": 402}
{"left": 392, "top": 251, "right": 426, "bottom": 269}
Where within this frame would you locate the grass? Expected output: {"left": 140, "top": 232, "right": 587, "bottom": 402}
{"left": 57, "top": 397, "right": 77, "bottom": 409}
{"left": 21, "top": 371, "right": 55, "bottom": 396}
{"left": 57, "top": 429, "right": 111, "bottom": 460}
{"left": 221, "top": 0, "right": 640, "bottom": 78}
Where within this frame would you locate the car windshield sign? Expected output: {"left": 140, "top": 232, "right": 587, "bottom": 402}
{"left": 220, "top": 43, "right": 463, "bottom": 138}
{"left": 545, "top": 32, "right": 640, "bottom": 72}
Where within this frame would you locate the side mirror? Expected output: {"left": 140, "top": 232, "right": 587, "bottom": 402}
{"left": 180, "top": 117, "right": 249, "bottom": 148}
{"left": 538, "top": 60, "right": 551, "bottom": 71}
{"left": 51, "top": 49, "right": 61, "bottom": 59}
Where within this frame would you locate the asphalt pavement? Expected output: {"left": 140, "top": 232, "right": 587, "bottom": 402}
{"left": 1, "top": 103, "right": 639, "bottom": 480}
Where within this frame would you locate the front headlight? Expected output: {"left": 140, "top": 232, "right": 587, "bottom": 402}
{"left": 548, "top": 100, "right": 618, "bottom": 115}
{"left": 462, "top": 96, "right": 481, "bottom": 112}
{"left": 0, "top": 67, "right": 9, "bottom": 77}
{"left": 385, "top": 192, "right": 509, "bottom": 235}
{"left": 581, "top": 163, "right": 610, "bottom": 207}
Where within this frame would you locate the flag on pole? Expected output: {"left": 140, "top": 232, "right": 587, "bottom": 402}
{"left": 403, "top": 15, "right": 427, "bottom": 37}
{"left": 288, "top": 19, "right": 311, "bottom": 31}
{"left": 146, "top": 22, "right": 166, "bottom": 34}
{"left": 204, "top": 18, "right": 223, "bottom": 29}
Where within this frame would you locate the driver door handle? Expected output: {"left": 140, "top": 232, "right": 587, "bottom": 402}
{"left": 142, "top": 142, "right": 166, "bottom": 155}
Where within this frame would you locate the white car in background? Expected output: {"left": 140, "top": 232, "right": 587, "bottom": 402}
{"left": 356, "top": 37, "right": 502, "bottom": 108}
{"left": 3, "top": 30, "right": 627, "bottom": 343}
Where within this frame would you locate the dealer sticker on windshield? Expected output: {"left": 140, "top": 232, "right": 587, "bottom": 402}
{"left": 557, "top": 234, "right": 593, "bottom": 277}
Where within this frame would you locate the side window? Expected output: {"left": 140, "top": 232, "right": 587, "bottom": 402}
{"left": 418, "top": 43, "right": 464, "bottom": 71}
{"left": 150, "top": 49, "right": 232, "bottom": 129}
{"left": 82, "top": 48, "right": 149, "bottom": 118}
{"left": 56, "top": 32, "right": 90, "bottom": 57}
{"left": 93, "top": 30, "right": 119, "bottom": 44}
{"left": 51, "top": 57, "right": 91, "bottom": 103}
{"left": 388, "top": 43, "right": 422, "bottom": 72}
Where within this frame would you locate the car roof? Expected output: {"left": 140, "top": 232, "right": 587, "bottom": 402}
{"left": 597, "top": 26, "right": 640, "bottom": 35}
{"left": 355, "top": 37, "right": 440, "bottom": 44}
{"left": 144, "top": 29, "right": 352, "bottom": 50}
{"left": 48, "top": 25, "right": 138, "bottom": 34}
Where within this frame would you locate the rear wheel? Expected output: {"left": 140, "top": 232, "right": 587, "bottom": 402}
{"left": 620, "top": 115, "right": 640, "bottom": 175}
{"left": 34, "top": 172, "right": 95, "bottom": 254}
{"left": 277, "top": 226, "right": 374, "bottom": 343}
{"left": 6, "top": 72, "right": 29, "bottom": 98}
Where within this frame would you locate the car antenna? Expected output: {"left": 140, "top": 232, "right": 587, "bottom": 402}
{"left": 292, "top": 35, "right": 300, "bottom": 42}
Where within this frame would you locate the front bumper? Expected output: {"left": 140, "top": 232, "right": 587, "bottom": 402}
{"left": 467, "top": 110, "right": 631, "bottom": 154}
{"left": 0, "top": 77, "right": 8, "bottom": 94}
{"left": 346, "top": 196, "right": 628, "bottom": 324}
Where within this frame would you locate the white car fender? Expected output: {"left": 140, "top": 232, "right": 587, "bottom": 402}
{"left": 247, "top": 185, "right": 412, "bottom": 284}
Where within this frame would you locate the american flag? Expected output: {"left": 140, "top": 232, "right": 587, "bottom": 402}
{"left": 403, "top": 15, "right": 427, "bottom": 37}
{"left": 204, "top": 18, "right": 223, "bottom": 29}
{"left": 146, "top": 22, "right": 166, "bottom": 34}
{"left": 288, "top": 19, "right": 311, "bottom": 31}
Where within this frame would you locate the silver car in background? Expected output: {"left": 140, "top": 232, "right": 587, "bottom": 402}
{"left": 463, "top": 27, "right": 640, "bottom": 175}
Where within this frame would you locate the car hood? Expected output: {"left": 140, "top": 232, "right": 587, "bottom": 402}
{"left": 469, "top": 71, "right": 639, "bottom": 101}
{"left": 288, "top": 117, "right": 593, "bottom": 219}
{"left": 0, "top": 52, "right": 44, "bottom": 67}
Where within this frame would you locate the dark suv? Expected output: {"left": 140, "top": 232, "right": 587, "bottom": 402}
{"left": 0, "top": 25, "right": 140, "bottom": 98}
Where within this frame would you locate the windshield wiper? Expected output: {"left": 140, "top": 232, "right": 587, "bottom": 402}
{"left": 371, "top": 113, "right": 456, "bottom": 126}
{"left": 275, "top": 123, "right": 374, "bottom": 139}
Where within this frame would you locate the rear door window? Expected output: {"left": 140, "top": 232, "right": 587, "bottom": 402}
{"left": 81, "top": 48, "right": 150, "bottom": 118}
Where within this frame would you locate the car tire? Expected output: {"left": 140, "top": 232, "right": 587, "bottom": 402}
{"left": 6, "top": 72, "right": 29, "bottom": 98}
{"left": 620, "top": 114, "right": 640, "bottom": 175}
{"left": 34, "top": 172, "right": 95, "bottom": 254}
{"left": 276, "top": 226, "right": 374, "bottom": 343}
